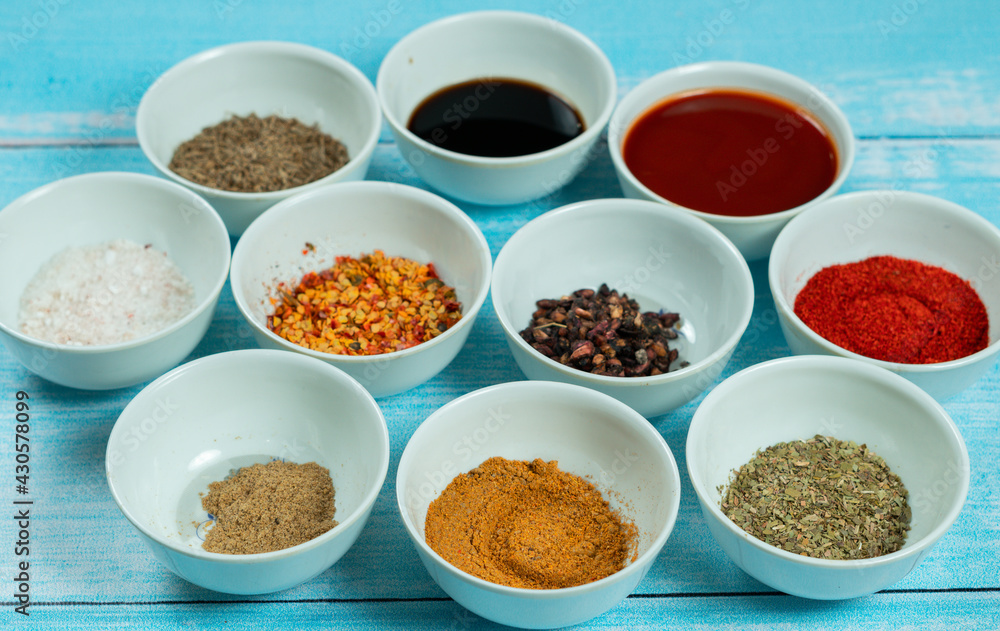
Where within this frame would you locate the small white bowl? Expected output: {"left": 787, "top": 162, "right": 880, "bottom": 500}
{"left": 608, "top": 61, "right": 856, "bottom": 261}
{"left": 137, "top": 41, "right": 381, "bottom": 236}
{"left": 230, "top": 181, "right": 492, "bottom": 398}
{"left": 0, "top": 172, "right": 230, "bottom": 390}
{"left": 769, "top": 190, "right": 1000, "bottom": 401}
{"left": 397, "top": 380, "right": 681, "bottom": 629}
{"left": 687, "top": 355, "right": 969, "bottom": 600}
{"left": 106, "top": 349, "right": 389, "bottom": 595}
{"left": 377, "top": 11, "right": 616, "bottom": 205}
{"left": 491, "top": 198, "right": 754, "bottom": 417}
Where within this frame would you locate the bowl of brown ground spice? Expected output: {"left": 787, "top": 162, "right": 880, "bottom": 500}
{"left": 106, "top": 349, "right": 389, "bottom": 595}
{"left": 396, "top": 380, "right": 681, "bottom": 629}
{"left": 136, "top": 41, "right": 381, "bottom": 236}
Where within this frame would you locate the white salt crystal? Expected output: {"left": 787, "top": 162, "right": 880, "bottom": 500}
{"left": 18, "top": 238, "right": 197, "bottom": 346}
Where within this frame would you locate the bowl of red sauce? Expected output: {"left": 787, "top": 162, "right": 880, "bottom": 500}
{"left": 608, "top": 61, "right": 855, "bottom": 261}
{"left": 769, "top": 190, "right": 1000, "bottom": 401}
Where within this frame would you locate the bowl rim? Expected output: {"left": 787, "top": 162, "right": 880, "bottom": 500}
{"left": 136, "top": 40, "right": 381, "bottom": 202}
{"left": 0, "top": 171, "right": 232, "bottom": 354}
{"left": 229, "top": 180, "right": 493, "bottom": 365}
{"left": 607, "top": 60, "right": 857, "bottom": 225}
{"left": 395, "top": 379, "right": 681, "bottom": 598}
{"left": 686, "top": 354, "right": 970, "bottom": 570}
{"left": 491, "top": 197, "right": 755, "bottom": 389}
{"left": 375, "top": 9, "right": 618, "bottom": 167}
{"left": 105, "top": 348, "right": 391, "bottom": 563}
{"left": 768, "top": 189, "right": 1000, "bottom": 373}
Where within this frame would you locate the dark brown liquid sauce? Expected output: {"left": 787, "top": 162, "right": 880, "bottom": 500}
{"left": 407, "top": 78, "right": 585, "bottom": 158}
{"left": 622, "top": 88, "right": 839, "bottom": 217}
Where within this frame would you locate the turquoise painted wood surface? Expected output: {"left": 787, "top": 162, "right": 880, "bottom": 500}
{"left": 1, "top": 0, "right": 998, "bottom": 629}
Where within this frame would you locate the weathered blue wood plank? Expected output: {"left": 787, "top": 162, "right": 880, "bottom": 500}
{"left": 0, "top": 140, "right": 997, "bottom": 625}
{"left": 1, "top": 1, "right": 998, "bottom": 140}
{"left": 1, "top": 0, "right": 999, "bottom": 628}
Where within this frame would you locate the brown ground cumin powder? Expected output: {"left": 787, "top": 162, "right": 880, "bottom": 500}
{"left": 201, "top": 460, "right": 337, "bottom": 555}
{"left": 424, "top": 457, "right": 637, "bottom": 589}
{"left": 168, "top": 113, "right": 349, "bottom": 193}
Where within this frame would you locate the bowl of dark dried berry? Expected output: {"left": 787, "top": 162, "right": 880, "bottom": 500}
{"left": 492, "top": 198, "right": 754, "bottom": 418}
{"left": 137, "top": 41, "right": 381, "bottom": 236}
{"left": 769, "top": 190, "right": 1000, "bottom": 401}
{"left": 686, "top": 355, "right": 969, "bottom": 600}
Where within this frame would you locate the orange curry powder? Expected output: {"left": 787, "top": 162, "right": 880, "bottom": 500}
{"left": 424, "top": 457, "right": 637, "bottom": 589}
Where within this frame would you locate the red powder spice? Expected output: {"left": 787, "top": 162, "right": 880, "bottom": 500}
{"left": 793, "top": 255, "right": 989, "bottom": 364}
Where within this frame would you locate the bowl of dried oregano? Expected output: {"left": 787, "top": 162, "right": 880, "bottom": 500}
{"left": 686, "top": 355, "right": 969, "bottom": 600}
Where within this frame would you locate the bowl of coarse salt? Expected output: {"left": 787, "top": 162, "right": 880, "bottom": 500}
{"left": 0, "top": 172, "right": 231, "bottom": 390}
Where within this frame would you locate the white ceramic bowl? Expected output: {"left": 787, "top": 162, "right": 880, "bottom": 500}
{"left": 377, "top": 10, "right": 616, "bottom": 205}
{"left": 230, "top": 181, "right": 492, "bottom": 398}
{"left": 397, "top": 380, "right": 680, "bottom": 628}
{"left": 106, "top": 349, "right": 389, "bottom": 595}
{"left": 608, "top": 61, "right": 856, "bottom": 261}
{"left": 491, "top": 198, "right": 754, "bottom": 417}
{"left": 769, "top": 190, "right": 1000, "bottom": 401}
{"left": 687, "top": 355, "right": 969, "bottom": 600}
{"left": 137, "top": 41, "right": 381, "bottom": 236}
{"left": 0, "top": 172, "right": 230, "bottom": 390}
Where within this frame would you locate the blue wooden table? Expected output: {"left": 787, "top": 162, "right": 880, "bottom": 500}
{"left": 1, "top": 1, "right": 998, "bottom": 628}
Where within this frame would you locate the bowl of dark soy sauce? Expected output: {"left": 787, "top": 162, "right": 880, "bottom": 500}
{"left": 377, "top": 11, "right": 617, "bottom": 206}
{"left": 608, "top": 61, "right": 856, "bottom": 261}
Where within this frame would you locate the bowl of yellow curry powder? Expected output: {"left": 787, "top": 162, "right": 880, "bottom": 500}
{"left": 396, "top": 380, "right": 681, "bottom": 629}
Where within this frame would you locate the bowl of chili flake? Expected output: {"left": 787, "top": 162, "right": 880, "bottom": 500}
{"left": 230, "top": 181, "right": 492, "bottom": 398}
{"left": 769, "top": 189, "right": 1000, "bottom": 401}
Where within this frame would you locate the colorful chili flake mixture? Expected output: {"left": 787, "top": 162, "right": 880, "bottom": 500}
{"left": 793, "top": 255, "right": 989, "bottom": 364}
{"left": 268, "top": 250, "right": 462, "bottom": 356}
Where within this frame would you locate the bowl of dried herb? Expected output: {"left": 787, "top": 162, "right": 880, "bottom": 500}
{"left": 769, "top": 189, "right": 1000, "bottom": 401}
{"left": 686, "top": 355, "right": 969, "bottom": 600}
{"left": 396, "top": 380, "right": 681, "bottom": 628}
{"left": 230, "top": 180, "right": 492, "bottom": 398}
{"left": 136, "top": 41, "right": 381, "bottom": 236}
{"left": 491, "top": 197, "right": 754, "bottom": 418}
{"left": 106, "top": 349, "right": 390, "bottom": 595}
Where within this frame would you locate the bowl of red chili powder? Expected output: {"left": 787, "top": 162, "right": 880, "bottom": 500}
{"left": 769, "top": 190, "right": 1000, "bottom": 400}
{"left": 608, "top": 61, "right": 855, "bottom": 261}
